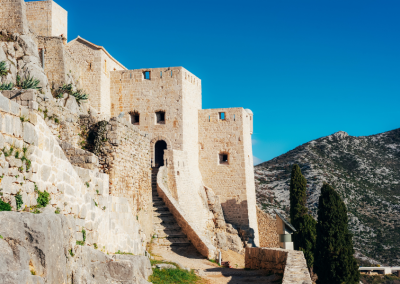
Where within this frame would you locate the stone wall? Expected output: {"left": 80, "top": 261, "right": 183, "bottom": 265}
{"left": 0, "top": 91, "right": 148, "bottom": 254}
{"left": 257, "top": 206, "right": 279, "bottom": 248}
{"left": 25, "top": 0, "right": 51, "bottom": 37}
{"left": 66, "top": 37, "right": 125, "bottom": 119}
{"left": 110, "top": 67, "right": 201, "bottom": 165}
{"left": 0, "top": 0, "right": 29, "bottom": 35}
{"left": 157, "top": 166, "right": 217, "bottom": 259}
{"left": 164, "top": 149, "right": 213, "bottom": 235}
{"left": 50, "top": 0, "right": 67, "bottom": 40}
{"left": 93, "top": 117, "right": 153, "bottom": 239}
{"left": 198, "top": 107, "right": 259, "bottom": 246}
{"left": 37, "top": 36, "right": 81, "bottom": 89}
{"left": 245, "top": 247, "right": 312, "bottom": 284}
{"left": 26, "top": 0, "right": 68, "bottom": 40}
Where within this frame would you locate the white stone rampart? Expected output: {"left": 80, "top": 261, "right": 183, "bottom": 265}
{"left": 0, "top": 0, "right": 29, "bottom": 35}
{"left": 0, "top": 92, "right": 147, "bottom": 255}
{"left": 199, "top": 107, "right": 259, "bottom": 245}
{"left": 157, "top": 166, "right": 216, "bottom": 259}
{"left": 66, "top": 37, "right": 126, "bottom": 119}
{"left": 26, "top": 0, "right": 67, "bottom": 40}
{"left": 245, "top": 247, "right": 312, "bottom": 284}
{"left": 164, "top": 149, "right": 213, "bottom": 234}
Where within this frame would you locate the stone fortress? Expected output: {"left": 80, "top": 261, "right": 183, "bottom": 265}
{"left": 0, "top": 0, "right": 312, "bottom": 283}
{"left": 0, "top": 0, "right": 258, "bottom": 256}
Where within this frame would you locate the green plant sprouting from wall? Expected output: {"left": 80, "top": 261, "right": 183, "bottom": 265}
{"left": 0, "top": 61, "right": 9, "bottom": 77}
{"left": 52, "top": 83, "right": 89, "bottom": 105}
{"left": 0, "top": 82, "right": 14, "bottom": 90}
{"left": 36, "top": 190, "right": 50, "bottom": 208}
{"left": 15, "top": 192, "right": 23, "bottom": 210}
{"left": 18, "top": 75, "right": 41, "bottom": 90}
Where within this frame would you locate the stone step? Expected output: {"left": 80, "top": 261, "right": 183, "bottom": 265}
{"left": 156, "top": 231, "right": 186, "bottom": 238}
{"left": 152, "top": 202, "right": 165, "bottom": 207}
{"left": 154, "top": 223, "right": 182, "bottom": 231}
{"left": 152, "top": 197, "right": 163, "bottom": 202}
{"left": 153, "top": 206, "right": 168, "bottom": 211}
{"left": 153, "top": 216, "right": 177, "bottom": 224}
{"left": 153, "top": 211, "right": 172, "bottom": 217}
{"left": 154, "top": 238, "right": 191, "bottom": 247}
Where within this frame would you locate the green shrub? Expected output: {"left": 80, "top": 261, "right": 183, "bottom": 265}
{"left": 82, "top": 229, "right": 86, "bottom": 242}
{"left": 0, "top": 199, "right": 11, "bottom": 211}
{"left": 19, "top": 75, "right": 41, "bottom": 90}
{"left": 93, "top": 243, "right": 98, "bottom": 249}
{"left": 149, "top": 261, "right": 199, "bottom": 284}
{"left": 15, "top": 192, "right": 23, "bottom": 210}
{"left": 0, "top": 61, "right": 8, "bottom": 77}
{"left": 76, "top": 241, "right": 85, "bottom": 246}
{"left": 0, "top": 82, "right": 13, "bottom": 90}
{"left": 36, "top": 190, "right": 50, "bottom": 208}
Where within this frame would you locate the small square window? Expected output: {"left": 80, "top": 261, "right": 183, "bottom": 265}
{"left": 219, "top": 112, "right": 225, "bottom": 120}
{"left": 130, "top": 112, "right": 140, "bottom": 125}
{"left": 219, "top": 153, "right": 229, "bottom": 165}
{"left": 143, "top": 71, "right": 151, "bottom": 80}
{"left": 156, "top": 111, "right": 165, "bottom": 124}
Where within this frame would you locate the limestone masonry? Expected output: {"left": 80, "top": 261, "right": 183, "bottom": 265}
{"left": 0, "top": 2, "right": 314, "bottom": 283}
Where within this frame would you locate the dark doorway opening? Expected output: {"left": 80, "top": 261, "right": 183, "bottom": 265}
{"left": 155, "top": 140, "right": 167, "bottom": 167}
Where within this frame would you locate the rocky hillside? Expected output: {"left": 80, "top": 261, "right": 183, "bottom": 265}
{"left": 255, "top": 129, "right": 400, "bottom": 266}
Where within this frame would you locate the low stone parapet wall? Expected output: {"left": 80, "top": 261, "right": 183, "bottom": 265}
{"left": 59, "top": 140, "right": 99, "bottom": 170}
{"left": 245, "top": 247, "right": 312, "bottom": 284}
{"left": 157, "top": 166, "right": 216, "bottom": 259}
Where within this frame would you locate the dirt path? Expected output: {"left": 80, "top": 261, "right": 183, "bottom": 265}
{"left": 151, "top": 245, "right": 282, "bottom": 284}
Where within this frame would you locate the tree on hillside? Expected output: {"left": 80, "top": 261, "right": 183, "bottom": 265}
{"left": 314, "top": 183, "right": 360, "bottom": 284}
{"left": 289, "top": 164, "right": 316, "bottom": 272}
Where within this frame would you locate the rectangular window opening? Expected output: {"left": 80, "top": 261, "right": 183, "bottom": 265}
{"left": 130, "top": 112, "right": 140, "bottom": 125}
{"left": 160, "top": 71, "right": 162, "bottom": 78}
{"left": 233, "top": 114, "right": 236, "bottom": 121}
{"left": 143, "top": 71, "right": 151, "bottom": 80}
{"left": 156, "top": 111, "right": 165, "bottom": 124}
{"left": 219, "top": 112, "right": 226, "bottom": 120}
{"left": 219, "top": 153, "right": 229, "bottom": 165}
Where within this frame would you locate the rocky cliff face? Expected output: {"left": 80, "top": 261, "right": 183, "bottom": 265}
{"left": 0, "top": 211, "right": 152, "bottom": 284}
{"left": 255, "top": 129, "right": 400, "bottom": 266}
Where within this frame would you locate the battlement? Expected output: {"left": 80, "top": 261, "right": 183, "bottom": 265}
{"left": 111, "top": 66, "right": 201, "bottom": 88}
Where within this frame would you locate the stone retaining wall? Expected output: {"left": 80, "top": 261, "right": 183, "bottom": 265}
{"left": 245, "top": 247, "right": 312, "bottom": 284}
{"left": 0, "top": 91, "right": 148, "bottom": 254}
{"left": 157, "top": 166, "right": 217, "bottom": 259}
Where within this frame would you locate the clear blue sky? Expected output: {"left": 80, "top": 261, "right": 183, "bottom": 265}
{"left": 47, "top": 0, "right": 400, "bottom": 164}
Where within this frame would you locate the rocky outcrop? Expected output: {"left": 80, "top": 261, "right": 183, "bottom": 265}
{"left": 255, "top": 128, "right": 400, "bottom": 265}
{"left": 0, "top": 211, "right": 152, "bottom": 284}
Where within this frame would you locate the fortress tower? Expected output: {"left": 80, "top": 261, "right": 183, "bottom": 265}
{"left": 7, "top": 0, "right": 260, "bottom": 247}
{"left": 26, "top": 0, "right": 68, "bottom": 40}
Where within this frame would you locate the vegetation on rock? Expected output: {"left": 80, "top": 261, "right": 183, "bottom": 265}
{"left": 149, "top": 260, "right": 200, "bottom": 284}
{"left": 0, "top": 61, "right": 8, "bottom": 77}
{"left": 255, "top": 128, "right": 400, "bottom": 265}
{"left": 289, "top": 164, "right": 316, "bottom": 271}
{"left": 0, "top": 199, "right": 12, "bottom": 211}
{"left": 315, "top": 183, "right": 359, "bottom": 284}
{"left": 36, "top": 190, "right": 50, "bottom": 208}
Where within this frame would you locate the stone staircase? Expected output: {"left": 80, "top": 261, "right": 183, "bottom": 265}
{"left": 152, "top": 168, "right": 191, "bottom": 247}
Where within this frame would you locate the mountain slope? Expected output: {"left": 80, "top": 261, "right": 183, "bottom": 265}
{"left": 255, "top": 128, "right": 400, "bottom": 265}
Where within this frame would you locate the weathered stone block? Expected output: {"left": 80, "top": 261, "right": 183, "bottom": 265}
{"left": 23, "top": 122, "right": 38, "bottom": 145}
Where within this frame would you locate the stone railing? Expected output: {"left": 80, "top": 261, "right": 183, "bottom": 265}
{"left": 245, "top": 247, "right": 312, "bottom": 284}
{"left": 157, "top": 166, "right": 217, "bottom": 259}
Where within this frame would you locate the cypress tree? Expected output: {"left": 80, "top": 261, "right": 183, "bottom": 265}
{"left": 289, "top": 164, "right": 316, "bottom": 272}
{"left": 314, "top": 183, "right": 360, "bottom": 284}
{"left": 289, "top": 164, "right": 307, "bottom": 235}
